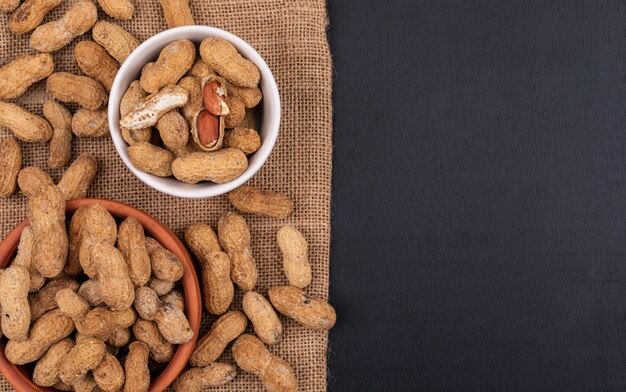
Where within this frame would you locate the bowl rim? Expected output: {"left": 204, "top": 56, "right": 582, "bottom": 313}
{"left": 0, "top": 198, "right": 202, "bottom": 392}
{"left": 108, "top": 25, "right": 281, "bottom": 199}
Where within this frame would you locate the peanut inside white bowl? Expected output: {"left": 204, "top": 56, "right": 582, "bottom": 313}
{"left": 108, "top": 26, "right": 281, "bottom": 199}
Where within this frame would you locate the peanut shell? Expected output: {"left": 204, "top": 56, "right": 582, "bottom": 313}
{"left": 12, "top": 226, "right": 46, "bottom": 292}
{"left": 159, "top": 0, "right": 194, "bottom": 28}
{"left": 0, "top": 0, "right": 18, "bottom": 13}
{"left": 172, "top": 149, "right": 248, "bottom": 184}
{"left": 59, "top": 337, "right": 106, "bottom": 385}
{"left": 124, "top": 341, "right": 150, "bottom": 392}
{"left": 43, "top": 100, "right": 72, "bottom": 168}
{"left": 173, "top": 363, "right": 236, "bottom": 392}
{"left": 17, "top": 167, "right": 54, "bottom": 198}
{"left": 156, "top": 110, "right": 189, "bottom": 151}
{"left": 66, "top": 205, "right": 90, "bottom": 275}
{"left": 0, "top": 102, "right": 52, "bottom": 142}
{"left": 200, "top": 38, "right": 260, "bottom": 88}
{"left": 75, "top": 41, "right": 120, "bottom": 92}
{"left": 0, "top": 265, "right": 31, "bottom": 341}
{"left": 0, "top": 136, "right": 21, "bottom": 197}
{"left": 120, "top": 85, "right": 189, "bottom": 130}
{"left": 72, "top": 109, "right": 109, "bottom": 138}
{"left": 128, "top": 142, "right": 175, "bottom": 177}
{"left": 190, "top": 310, "right": 247, "bottom": 367}
{"left": 269, "top": 285, "right": 337, "bottom": 330}
{"left": 201, "top": 251, "right": 233, "bottom": 315}
{"left": 132, "top": 318, "right": 175, "bottom": 363}
{"left": 145, "top": 237, "right": 184, "bottom": 282}
{"left": 232, "top": 334, "right": 297, "bottom": 392}
{"left": 118, "top": 217, "right": 151, "bottom": 287}
{"left": 78, "top": 203, "right": 117, "bottom": 278}
{"left": 140, "top": 39, "right": 195, "bottom": 93}
{"left": 32, "top": 338, "right": 75, "bottom": 387}
{"left": 57, "top": 154, "right": 98, "bottom": 200}
{"left": 92, "top": 21, "right": 140, "bottom": 64}
{"left": 217, "top": 212, "right": 258, "bottom": 291}
{"left": 92, "top": 242, "right": 135, "bottom": 311}
{"left": 242, "top": 291, "right": 283, "bottom": 345}
{"left": 277, "top": 225, "right": 312, "bottom": 288}
{"left": 29, "top": 278, "right": 80, "bottom": 321}
{"left": 224, "top": 95, "right": 245, "bottom": 128}
{"left": 93, "top": 352, "right": 125, "bottom": 392}
{"left": 0, "top": 53, "right": 54, "bottom": 99}
{"left": 228, "top": 185, "right": 294, "bottom": 219}
{"left": 30, "top": 1, "right": 97, "bottom": 53}
{"left": 224, "top": 127, "right": 261, "bottom": 155}
{"left": 47, "top": 73, "right": 107, "bottom": 111}
{"left": 8, "top": 0, "right": 62, "bottom": 34}
{"left": 97, "top": 0, "right": 134, "bottom": 20}
{"left": 29, "top": 185, "right": 68, "bottom": 278}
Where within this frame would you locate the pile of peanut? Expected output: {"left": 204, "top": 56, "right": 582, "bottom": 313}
{"left": 0, "top": 0, "right": 197, "bottom": 192}
{"left": 174, "top": 185, "right": 336, "bottom": 392}
{"left": 0, "top": 182, "right": 193, "bottom": 391}
{"left": 120, "top": 37, "right": 263, "bottom": 184}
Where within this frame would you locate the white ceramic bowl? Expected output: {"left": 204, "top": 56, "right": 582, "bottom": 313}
{"left": 108, "top": 26, "right": 281, "bottom": 198}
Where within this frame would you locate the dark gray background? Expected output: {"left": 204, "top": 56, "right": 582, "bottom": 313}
{"left": 327, "top": 1, "right": 626, "bottom": 391}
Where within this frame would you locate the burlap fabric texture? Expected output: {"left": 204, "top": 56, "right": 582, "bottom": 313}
{"left": 0, "top": 0, "right": 332, "bottom": 390}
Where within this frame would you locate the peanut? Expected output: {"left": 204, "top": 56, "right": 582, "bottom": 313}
{"left": 8, "top": 0, "right": 62, "bottom": 34}
{"left": 269, "top": 286, "right": 336, "bottom": 330}
{"left": 30, "top": 1, "right": 97, "bottom": 53}
{"left": 33, "top": 338, "right": 75, "bottom": 387}
{"left": 124, "top": 341, "right": 150, "bottom": 392}
{"left": 92, "top": 242, "right": 135, "bottom": 311}
{"left": 190, "top": 310, "right": 246, "bottom": 367}
{"left": 224, "top": 127, "right": 261, "bottom": 155}
{"left": 43, "top": 100, "right": 73, "bottom": 168}
{"left": 76, "top": 41, "right": 120, "bottom": 92}
{"left": 134, "top": 286, "right": 192, "bottom": 344}
{"left": 243, "top": 291, "right": 282, "bottom": 345}
{"left": 159, "top": 0, "right": 194, "bottom": 28}
{"left": 92, "top": 21, "right": 140, "bottom": 64}
{"left": 17, "top": 166, "right": 54, "bottom": 198}
{"left": 184, "top": 223, "right": 221, "bottom": 259}
{"left": 93, "top": 352, "right": 125, "bottom": 392}
{"left": 121, "top": 85, "right": 189, "bottom": 130}
{"left": 128, "top": 142, "right": 175, "bottom": 177}
{"left": 140, "top": 39, "right": 195, "bottom": 94}
{"left": 0, "top": 102, "right": 52, "bottom": 142}
{"left": 29, "top": 185, "right": 68, "bottom": 278}
{"left": 132, "top": 318, "right": 175, "bottom": 363}
{"left": 77, "top": 279, "right": 103, "bottom": 306}
{"left": 227, "top": 83, "right": 263, "bottom": 108}
{"left": 200, "top": 38, "right": 260, "bottom": 88}
{"left": 0, "top": 0, "right": 18, "bottom": 13}
{"left": 30, "top": 278, "right": 80, "bottom": 321}
{"left": 224, "top": 95, "right": 245, "bottom": 128}
{"left": 59, "top": 337, "right": 106, "bottom": 386}
{"left": 66, "top": 205, "right": 89, "bottom": 275}
{"left": 78, "top": 203, "right": 117, "bottom": 278}
{"left": 145, "top": 237, "right": 184, "bottom": 282}
{"left": 118, "top": 217, "right": 151, "bottom": 287}
{"left": 0, "top": 265, "right": 30, "bottom": 340}
{"left": 178, "top": 76, "right": 203, "bottom": 125}
{"left": 12, "top": 226, "right": 46, "bottom": 292}
{"left": 201, "top": 251, "right": 233, "bottom": 315}
{"left": 73, "top": 375, "right": 97, "bottom": 392}
{"left": 56, "top": 289, "right": 116, "bottom": 340}
{"left": 72, "top": 109, "right": 109, "bottom": 137}
{"left": 0, "top": 136, "right": 21, "bottom": 197}
{"left": 161, "top": 290, "right": 185, "bottom": 311}
{"left": 57, "top": 154, "right": 98, "bottom": 200}
{"left": 108, "top": 327, "right": 131, "bottom": 347}
{"left": 0, "top": 53, "right": 54, "bottom": 99}
{"left": 232, "top": 334, "right": 298, "bottom": 392}
{"left": 173, "top": 363, "right": 236, "bottom": 392}
{"left": 98, "top": 0, "right": 134, "bottom": 20}
{"left": 172, "top": 149, "right": 248, "bottom": 184}
{"left": 228, "top": 185, "right": 294, "bottom": 219}
{"left": 149, "top": 277, "right": 175, "bottom": 296}
{"left": 120, "top": 81, "right": 153, "bottom": 145}
{"left": 189, "top": 60, "right": 215, "bottom": 79}
{"left": 217, "top": 212, "right": 258, "bottom": 291}
{"left": 5, "top": 309, "right": 75, "bottom": 365}
{"left": 156, "top": 110, "right": 189, "bottom": 151}
{"left": 47, "top": 72, "right": 108, "bottom": 110}
{"left": 277, "top": 225, "right": 312, "bottom": 288}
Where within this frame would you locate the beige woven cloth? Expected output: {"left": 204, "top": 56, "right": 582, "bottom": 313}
{"left": 0, "top": 0, "right": 332, "bottom": 390}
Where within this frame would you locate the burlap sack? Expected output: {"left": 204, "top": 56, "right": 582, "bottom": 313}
{"left": 0, "top": 0, "right": 332, "bottom": 390}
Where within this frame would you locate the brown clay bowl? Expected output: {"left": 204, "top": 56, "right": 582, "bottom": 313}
{"left": 0, "top": 198, "right": 202, "bottom": 392}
